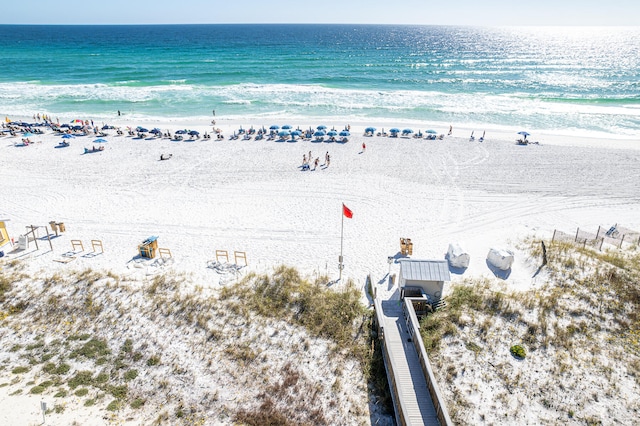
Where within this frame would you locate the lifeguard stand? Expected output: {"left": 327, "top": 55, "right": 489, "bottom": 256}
{"left": 138, "top": 236, "right": 159, "bottom": 259}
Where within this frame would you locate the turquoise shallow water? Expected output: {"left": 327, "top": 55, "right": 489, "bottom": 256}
{"left": 1, "top": 24, "right": 638, "bottom": 137}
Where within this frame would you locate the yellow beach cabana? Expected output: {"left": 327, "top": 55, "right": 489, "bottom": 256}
{"left": 0, "top": 219, "right": 12, "bottom": 249}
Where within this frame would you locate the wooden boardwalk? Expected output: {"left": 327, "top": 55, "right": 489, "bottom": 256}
{"left": 378, "top": 299, "right": 440, "bottom": 425}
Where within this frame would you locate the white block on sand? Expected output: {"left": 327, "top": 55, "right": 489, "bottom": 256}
{"left": 447, "top": 243, "right": 470, "bottom": 268}
{"left": 487, "top": 248, "right": 514, "bottom": 270}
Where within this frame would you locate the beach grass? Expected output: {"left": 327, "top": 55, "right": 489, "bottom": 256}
{"left": 0, "top": 261, "right": 381, "bottom": 425}
{"left": 424, "top": 239, "right": 640, "bottom": 424}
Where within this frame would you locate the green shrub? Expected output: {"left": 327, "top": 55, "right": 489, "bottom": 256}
{"left": 146, "top": 355, "right": 161, "bottom": 366}
{"left": 124, "top": 369, "right": 138, "bottom": 381}
{"left": 106, "top": 400, "right": 120, "bottom": 411}
{"left": 510, "top": 344, "right": 526, "bottom": 359}
{"left": 11, "top": 366, "right": 30, "bottom": 374}
{"left": 54, "top": 389, "right": 68, "bottom": 398}
{"left": 30, "top": 385, "right": 45, "bottom": 394}
{"left": 131, "top": 398, "right": 145, "bottom": 409}
{"left": 75, "top": 388, "right": 89, "bottom": 397}
{"left": 68, "top": 371, "right": 93, "bottom": 389}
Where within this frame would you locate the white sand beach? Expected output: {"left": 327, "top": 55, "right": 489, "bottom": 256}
{"left": 1, "top": 115, "right": 639, "bottom": 425}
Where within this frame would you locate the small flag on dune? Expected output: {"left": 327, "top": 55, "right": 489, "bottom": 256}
{"left": 342, "top": 203, "right": 353, "bottom": 219}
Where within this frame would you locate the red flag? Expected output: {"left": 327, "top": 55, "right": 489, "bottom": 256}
{"left": 342, "top": 203, "right": 353, "bottom": 219}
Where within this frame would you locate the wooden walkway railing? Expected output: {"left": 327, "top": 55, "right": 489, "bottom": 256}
{"left": 373, "top": 297, "right": 453, "bottom": 426}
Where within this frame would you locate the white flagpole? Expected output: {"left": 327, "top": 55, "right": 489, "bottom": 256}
{"left": 339, "top": 204, "right": 344, "bottom": 281}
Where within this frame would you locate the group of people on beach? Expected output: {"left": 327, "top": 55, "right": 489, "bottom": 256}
{"left": 301, "top": 151, "right": 330, "bottom": 171}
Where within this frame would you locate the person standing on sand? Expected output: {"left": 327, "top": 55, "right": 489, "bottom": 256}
{"left": 362, "top": 142, "right": 366, "bottom": 152}
{"left": 326, "top": 153, "right": 330, "bottom": 167}
{"left": 449, "top": 125, "right": 453, "bottom": 135}
{"left": 314, "top": 157, "right": 319, "bottom": 170}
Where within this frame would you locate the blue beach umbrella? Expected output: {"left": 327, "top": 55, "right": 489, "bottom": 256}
{"left": 317, "top": 125, "right": 327, "bottom": 130}
{"left": 189, "top": 130, "right": 200, "bottom": 136}
{"left": 175, "top": 130, "right": 187, "bottom": 134}
{"left": 389, "top": 128, "right": 400, "bottom": 133}
{"left": 269, "top": 125, "right": 280, "bottom": 130}
{"left": 426, "top": 129, "right": 437, "bottom": 134}
{"left": 94, "top": 138, "right": 107, "bottom": 143}
{"left": 278, "top": 129, "right": 291, "bottom": 136}
{"left": 339, "top": 130, "right": 350, "bottom": 136}
{"left": 517, "top": 131, "right": 530, "bottom": 137}
{"left": 402, "top": 128, "right": 413, "bottom": 134}
{"left": 327, "top": 130, "right": 338, "bottom": 136}
{"left": 281, "top": 125, "right": 292, "bottom": 130}
{"left": 365, "top": 127, "right": 376, "bottom": 133}
{"left": 313, "top": 131, "right": 325, "bottom": 137}
{"left": 61, "top": 134, "right": 75, "bottom": 139}
{"left": 291, "top": 130, "right": 302, "bottom": 136}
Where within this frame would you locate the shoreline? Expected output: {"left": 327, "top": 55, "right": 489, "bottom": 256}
{"left": 5, "top": 113, "right": 639, "bottom": 151}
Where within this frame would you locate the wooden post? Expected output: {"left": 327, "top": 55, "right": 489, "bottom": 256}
{"left": 552, "top": 229, "right": 557, "bottom": 242}
{"left": 26, "top": 225, "right": 39, "bottom": 250}
{"left": 541, "top": 241, "right": 547, "bottom": 266}
{"left": 575, "top": 227, "right": 580, "bottom": 242}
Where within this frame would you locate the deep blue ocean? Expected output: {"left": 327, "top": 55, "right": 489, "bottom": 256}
{"left": 1, "top": 24, "right": 638, "bottom": 138}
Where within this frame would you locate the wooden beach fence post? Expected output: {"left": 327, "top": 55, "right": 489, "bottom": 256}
{"left": 91, "top": 240, "right": 104, "bottom": 253}
{"left": 575, "top": 227, "right": 580, "bottom": 242}
{"left": 158, "top": 247, "right": 172, "bottom": 258}
{"left": 70, "top": 240, "right": 84, "bottom": 252}
{"left": 234, "top": 251, "right": 247, "bottom": 266}
{"left": 215, "top": 250, "right": 229, "bottom": 263}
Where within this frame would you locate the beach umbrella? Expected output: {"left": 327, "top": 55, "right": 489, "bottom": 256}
{"left": 316, "top": 125, "right": 327, "bottom": 130}
{"left": 188, "top": 130, "right": 200, "bottom": 136}
{"left": 402, "top": 128, "right": 413, "bottom": 134}
{"left": 339, "top": 130, "right": 350, "bottom": 137}
{"left": 327, "top": 130, "right": 338, "bottom": 136}
{"left": 426, "top": 129, "right": 437, "bottom": 134}
{"left": 136, "top": 127, "right": 149, "bottom": 133}
{"left": 23, "top": 132, "right": 34, "bottom": 137}
{"left": 269, "top": 125, "right": 280, "bottom": 130}
{"left": 278, "top": 129, "right": 291, "bottom": 136}
{"left": 281, "top": 125, "right": 292, "bottom": 130}
{"left": 365, "top": 127, "right": 376, "bottom": 133}
{"left": 313, "top": 131, "right": 325, "bottom": 137}
{"left": 175, "top": 129, "right": 187, "bottom": 134}
{"left": 389, "top": 128, "right": 400, "bottom": 134}
{"left": 61, "top": 134, "right": 75, "bottom": 139}
{"left": 291, "top": 130, "right": 302, "bottom": 136}
{"left": 150, "top": 128, "right": 162, "bottom": 134}
{"left": 94, "top": 138, "right": 107, "bottom": 143}
{"left": 517, "top": 131, "right": 530, "bottom": 137}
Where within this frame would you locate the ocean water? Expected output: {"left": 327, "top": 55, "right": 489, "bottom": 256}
{"left": 1, "top": 24, "right": 638, "bottom": 138}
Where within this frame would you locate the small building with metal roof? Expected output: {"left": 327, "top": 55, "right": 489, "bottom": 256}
{"left": 398, "top": 259, "right": 450, "bottom": 302}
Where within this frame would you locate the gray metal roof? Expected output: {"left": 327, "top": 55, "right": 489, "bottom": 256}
{"left": 400, "top": 259, "right": 451, "bottom": 282}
